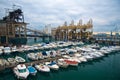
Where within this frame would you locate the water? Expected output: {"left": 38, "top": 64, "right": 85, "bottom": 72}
{"left": 0, "top": 51, "right": 120, "bottom": 80}
{"left": 0, "top": 39, "right": 120, "bottom": 80}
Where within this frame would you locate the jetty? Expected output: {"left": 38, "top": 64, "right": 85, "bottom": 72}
{"left": 0, "top": 55, "right": 62, "bottom": 71}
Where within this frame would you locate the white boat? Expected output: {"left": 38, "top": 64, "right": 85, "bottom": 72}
{"left": 27, "top": 53, "right": 38, "bottom": 60}
{"left": 78, "top": 56, "right": 87, "bottom": 62}
{"left": 28, "top": 66, "right": 37, "bottom": 76}
{"left": 17, "top": 47, "right": 24, "bottom": 52}
{"left": 0, "top": 59, "right": 5, "bottom": 66}
{"left": 3, "top": 59, "right": 10, "bottom": 66}
{"left": 7, "top": 58, "right": 17, "bottom": 64}
{"left": 45, "top": 61, "right": 59, "bottom": 70}
{"left": 63, "top": 55, "right": 81, "bottom": 63}
{"left": 84, "top": 55, "right": 93, "bottom": 60}
{"left": 36, "top": 52, "right": 44, "bottom": 59}
{"left": 11, "top": 46, "right": 17, "bottom": 52}
{"left": 13, "top": 64, "right": 29, "bottom": 79}
{"left": 64, "top": 59, "right": 78, "bottom": 66}
{"left": 57, "top": 58, "right": 69, "bottom": 68}
{"left": 74, "top": 53, "right": 87, "bottom": 62}
{"left": 70, "top": 57, "right": 81, "bottom": 63}
{"left": 15, "top": 56, "right": 26, "bottom": 63}
{"left": 3, "top": 47, "right": 11, "bottom": 55}
{"left": 35, "top": 64, "right": 50, "bottom": 72}
{"left": 0, "top": 49, "right": 3, "bottom": 55}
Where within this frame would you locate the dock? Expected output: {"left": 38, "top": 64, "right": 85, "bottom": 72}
{"left": 0, "top": 55, "right": 62, "bottom": 71}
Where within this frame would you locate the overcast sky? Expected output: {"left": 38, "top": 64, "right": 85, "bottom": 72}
{"left": 0, "top": 0, "right": 120, "bottom": 32}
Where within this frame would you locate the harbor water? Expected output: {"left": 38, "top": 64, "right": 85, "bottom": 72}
{"left": 0, "top": 39, "right": 120, "bottom": 80}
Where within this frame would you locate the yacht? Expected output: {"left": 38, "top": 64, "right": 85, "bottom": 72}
{"left": 13, "top": 64, "right": 29, "bottom": 79}
{"left": 35, "top": 64, "right": 50, "bottom": 72}
{"left": 11, "top": 46, "right": 17, "bottom": 53}
{"left": 64, "top": 59, "right": 78, "bottom": 66}
{"left": 3, "top": 47, "right": 11, "bottom": 55}
{"left": 57, "top": 58, "right": 69, "bottom": 68}
{"left": 27, "top": 53, "right": 38, "bottom": 60}
{"left": 0, "top": 49, "right": 3, "bottom": 55}
{"left": 45, "top": 61, "right": 59, "bottom": 70}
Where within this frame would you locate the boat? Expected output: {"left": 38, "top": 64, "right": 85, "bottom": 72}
{"left": 27, "top": 53, "right": 38, "bottom": 60}
{"left": 15, "top": 56, "right": 26, "bottom": 63}
{"left": 3, "top": 59, "right": 10, "bottom": 66}
{"left": 57, "top": 58, "right": 69, "bottom": 68}
{"left": 11, "top": 46, "right": 17, "bottom": 53}
{"left": 3, "top": 47, "right": 11, "bottom": 55}
{"left": 0, "top": 59, "right": 4, "bottom": 66}
{"left": 78, "top": 56, "right": 87, "bottom": 62}
{"left": 28, "top": 66, "right": 37, "bottom": 76}
{"left": 64, "top": 59, "right": 78, "bottom": 66}
{"left": 35, "top": 64, "right": 50, "bottom": 72}
{"left": 45, "top": 61, "right": 59, "bottom": 70}
{"left": 0, "top": 46, "right": 4, "bottom": 55}
{"left": 63, "top": 55, "right": 81, "bottom": 63}
{"left": 74, "top": 53, "right": 87, "bottom": 62}
{"left": 13, "top": 64, "right": 29, "bottom": 79}
{"left": 7, "top": 58, "right": 17, "bottom": 64}
{"left": 0, "top": 49, "right": 3, "bottom": 55}
{"left": 17, "top": 47, "right": 24, "bottom": 53}
{"left": 37, "top": 52, "right": 44, "bottom": 59}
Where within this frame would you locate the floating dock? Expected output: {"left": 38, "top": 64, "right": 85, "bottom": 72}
{"left": 0, "top": 55, "right": 62, "bottom": 71}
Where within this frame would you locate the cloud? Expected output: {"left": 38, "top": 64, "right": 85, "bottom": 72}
{"left": 0, "top": 0, "right": 120, "bottom": 31}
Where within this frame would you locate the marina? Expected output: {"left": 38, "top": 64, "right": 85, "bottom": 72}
{"left": 0, "top": 41, "right": 120, "bottom": 80}
{"left": 0, "top": 0, "right": 120, "bottom": 80}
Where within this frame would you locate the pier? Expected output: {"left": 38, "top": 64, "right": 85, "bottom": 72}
{"left": 0, "top": 55, "right": 62, "bottom": 71}
{"left": 92, "top": 34, "right": 120, "bottom": 45}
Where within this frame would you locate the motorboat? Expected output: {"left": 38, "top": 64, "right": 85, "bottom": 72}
{"left": 63, "top": 55, "right": 81, "bottom": 63}
{"left": 0, "top": 49, "right": 3, "bottom": 55}
{"left": 36, "top": 52, "right": 44, "bottom": 59}
{"left": 70, "top": 57, "right": 81, "bottom": 63}
{"left": 42, "top": 51, "right": 49, "bottom": 59}
{"left": 78, "top": 56, "right": 87, "bottom": 62}
{"left": 27, "top": 53, "right": 38, "bottom": 60}
{"left": 81, "top": 52, "right": 93, "bottom": 60}
{"left": 17, "top": 47, "right": 24, "bottom": 53}
{"left": 45, "top": 61, "right": 59, "bottom": 70}
{"left": 13, "top": 64, "right": 29, "bottom": 79}
{"left": 15, "top": 56, "right": 26, "bottom": 63}
{"left": 74, "top": 53, "right": 87, "bottom": 62}
{"left": 3, "top": 59, "right": 10, "bottom": 66}
{"left": 64, "top": 59, "right": 78, "bottom": 66}
{"left": 28, "top": 66, "right": 37, "bottom": 76}
{"left": 3, "top": 47, "right": 11, "bottom": 55}
{"left": 35, "top": 64, "right": 50, "bottom": 72}
{"left": 57, "top": 58, "right": 69, "bottom": 68}
{"left": 11, "top": 46, "right": 17, "bottom": 53}
{"left": 0, "top": 59, "right": 5, "bottom": 66}
{"left": 7, "top": 58, "right": 17, "bottom": 64}
{"left": 62, "top": 55, "right": 71, "bottom": 59}
{"left": 0, "top": 46, "right": 4, "bottom": 55}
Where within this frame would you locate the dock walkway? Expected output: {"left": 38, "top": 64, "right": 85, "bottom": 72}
{"left": 0, "top": 55, "right": 62, "bottom": 71}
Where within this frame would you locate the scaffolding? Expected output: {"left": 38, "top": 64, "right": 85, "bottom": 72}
{"left": 52, "top": 19, "right": 93, "bottom": 41}
{"left": 0, "top": 5, "right": 27, "bottom": 45}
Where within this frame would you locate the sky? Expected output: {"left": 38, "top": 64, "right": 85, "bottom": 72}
{"left": 0, "top": 0, "right": 120, "bottom": 32}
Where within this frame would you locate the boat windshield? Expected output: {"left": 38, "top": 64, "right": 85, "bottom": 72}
{"left": 18, "top": 68, "right": 26, "bottom": 73}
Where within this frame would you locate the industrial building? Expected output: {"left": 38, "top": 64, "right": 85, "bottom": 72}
{"left": 51, "top": 19, "right": 93, "bottom": 41}
{"left": 0, "top": 5, "right": 27, "bottom": 46}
